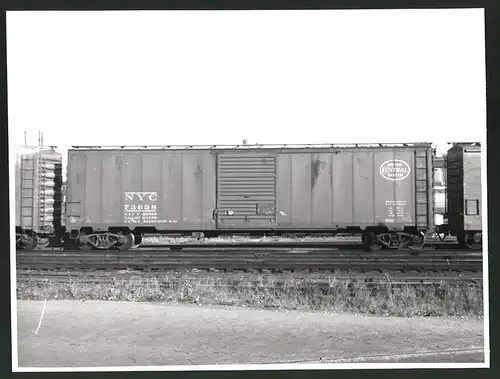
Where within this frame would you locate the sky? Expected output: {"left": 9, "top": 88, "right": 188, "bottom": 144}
{"left": 7, "top": 9, "right": 486, "bottom": 167}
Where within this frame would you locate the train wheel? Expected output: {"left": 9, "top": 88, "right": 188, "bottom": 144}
{"left": 77, "top": 232, "right": 94, "bottom": 250}
{"left": 35, "top": 237, "right": 51, "bottom": 249}
{"left": 132, "top": 235, "right": 142, "bottom": 249}
{"left": 408, "top": 233, "right": 425, "bottom": 251}
{"left": 116, "top": 233, "right": 135, "bottom": 251}
{"left": 467, "top": 243, "right": 482, "bottom": 250}
{"left": 17, "top": 231, "right": 38, "bottom": 251}
{"left": 466, "top": 233, "right": 482, "bottom": 250}
{"left": 79, "top": 241, "right": 94, "bottom": 251}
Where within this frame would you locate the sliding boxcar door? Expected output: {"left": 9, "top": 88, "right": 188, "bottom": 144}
{"left": 216, "top": 152, "right": 277, "bottom": 229}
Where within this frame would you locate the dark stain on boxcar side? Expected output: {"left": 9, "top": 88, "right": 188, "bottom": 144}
{"left": 114, "top": 155, "right": 123, "bottom": 173}
{"left": 311, "top": 156, "right": 325, "bottom": 190}
{"left": 329, "top": 155, "right": 334, "bottom": 191}
{"left": 75, "top": 156, "right": 81, "bottom": 185}
{"left": 194, "top": 162, "right": 203, "bottom": 182}
{"left": 355, "top": 155, "right": 369, "bottom": 180}
{"left": 114, "top": 155, "right": 123, "bottom": 188}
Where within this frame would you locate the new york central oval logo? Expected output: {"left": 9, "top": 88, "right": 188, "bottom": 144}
{"left": 379, "top": 159, "right": 411, "bottom": 181}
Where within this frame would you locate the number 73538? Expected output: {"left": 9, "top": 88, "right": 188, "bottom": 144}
{"left": 124, "top": 204, "right": 157, "bottom": 211}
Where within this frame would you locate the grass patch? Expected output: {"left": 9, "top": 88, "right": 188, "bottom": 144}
{"left": 17, "top": 274, "right": 483, "bottom": 318}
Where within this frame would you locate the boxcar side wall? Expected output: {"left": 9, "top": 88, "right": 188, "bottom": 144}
{"left": 66, "top": 150, "right": 217, "bottom": 232}
{"left": 276, "top": 147, "right": 434, "bottom": 231}
{"left": 463, "top": 148, "right": 482, "bottom": 232}
{"left": 64, "top": 145, "right": 434, "bottom": 236}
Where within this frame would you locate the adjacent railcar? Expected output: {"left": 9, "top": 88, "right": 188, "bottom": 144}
{"left": 64, "top": 143, "right": 434, "bottom": 250}
{"left": 15, "top": 146, "right": 64, "bottom": 250}
{"left": 445, "top": 143, "right": 482, "bottom": 248}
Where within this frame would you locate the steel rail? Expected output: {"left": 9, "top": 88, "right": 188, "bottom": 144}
{"left": 21, "top": 246, "right": 477, "bottom": 254}
{"left": 16, "top": 246, "right": 483, "bottom": 271}
{"left": 16, "top": 269, "right": 483, "bottom": 284}
{"left": 17, "top": 268, "right": 481, "bottom": 277}
{"left": 44, "top": 239, "right": 462, "bottom": 250}
{"left": 16, "top": 272, "right": 482, "bottom": 286}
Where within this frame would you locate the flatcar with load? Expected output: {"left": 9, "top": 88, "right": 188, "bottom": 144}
{"left": 62, "top": 143, "right": 435, "bottom": 251}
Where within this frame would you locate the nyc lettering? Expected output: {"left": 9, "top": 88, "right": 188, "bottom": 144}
{"left": 124, "top": 192, "right": 158, "bottom": 202}
{"left": 124, "top": 191, "right": 158, "bottom": 223}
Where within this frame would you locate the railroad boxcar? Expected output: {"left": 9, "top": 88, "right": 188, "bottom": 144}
{"left": 15, "top": 146, "right": 64, "bottom": 250}
{"left": 445, "top": 143, "right": 482, "bottom": 248}
{"left": 64, "top": 143, "right": 434, "bottom": 250}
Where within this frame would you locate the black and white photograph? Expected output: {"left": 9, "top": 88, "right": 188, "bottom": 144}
{"left": 7, "top": 8, "right": 489, "bottom": 371}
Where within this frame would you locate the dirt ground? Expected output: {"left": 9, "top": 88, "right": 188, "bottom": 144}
{"left": 16, "top": 300, "right": 485, "bottom": 368}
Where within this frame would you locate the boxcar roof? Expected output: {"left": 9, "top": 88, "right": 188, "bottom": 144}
{"left": 69, "top": 142, "right": 434, "bottom": 151}
{"left": 15, "top": 145, "right": 59, "bottom": 150}
{"left": 448, "top": 143, "right": 482, "bottom": 154}
{"left": 449, "top": 142, "right": 481, "bottom": 147}
{"left": 15, "top": 146, "right": 60, "bottom": 155}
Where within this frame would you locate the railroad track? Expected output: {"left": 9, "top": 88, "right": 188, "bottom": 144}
{"left": 46, "top": 238, "right": 462, "bottom": 250}
{"left": 16, "top": 269, "right": 483, "bottom": 287}
{"left": 16, "top": 246, "right": 483, "bottom": 272}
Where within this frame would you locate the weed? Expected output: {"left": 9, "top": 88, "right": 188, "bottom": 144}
{"left": 17, "top": 272, "right": 483, "bottom": 318}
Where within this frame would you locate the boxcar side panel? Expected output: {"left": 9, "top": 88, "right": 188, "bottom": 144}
{"left": 310, "top": 152, "right": 334, "bottom": 225}
{"left": 101, "top": 152, "right": 124, "bottom": 223}
{"left": 353, "top": 151, "right": 376, "bottom": 224}
{"left": 83, "top": 153, "right": 104, "bottom": 225}
{"left": 277, "top": 151, "right": 355, "bottom": 228}
{"left": 463, "top": 148, "right": 482, "bottom": 231}
{"left": 276, "top": 147, "right": 431, "bottom": 230}
{"left": 289, "top": 153, "right": 314, "bottom": 226}
{"left": 66, "top": 150, "right": 217, "bottom": 231}
{"left": 275, "top": 153, "right": 292, "bottom": 225}
{"left": 332, "top": 152, "right": 355, "bottom": 225}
